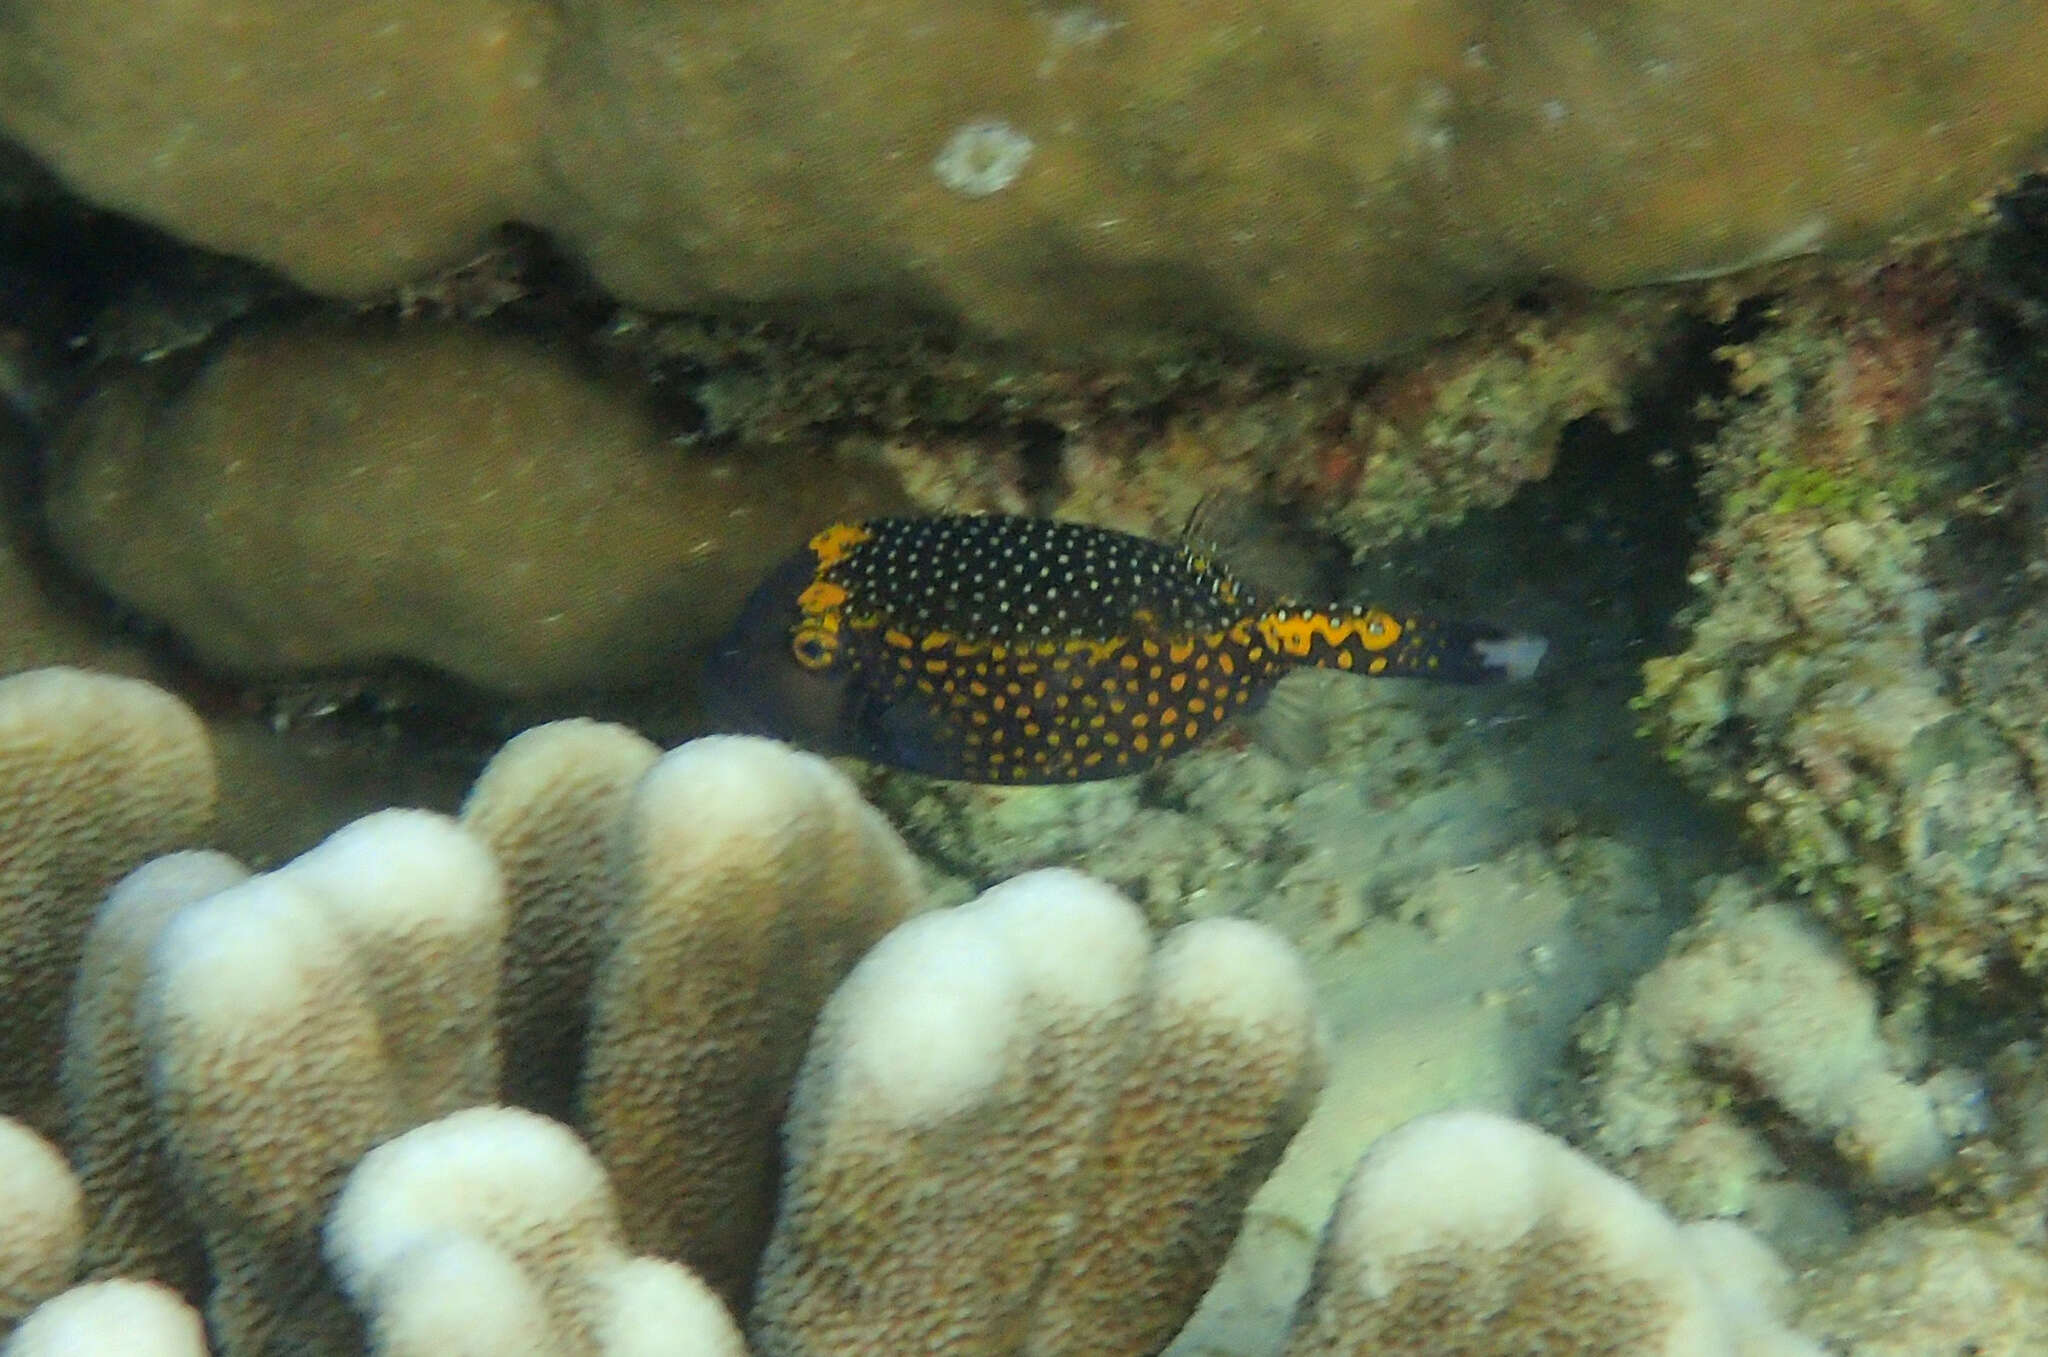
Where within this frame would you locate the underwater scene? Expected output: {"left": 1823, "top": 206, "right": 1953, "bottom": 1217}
{"left": 4, "top": 3, "right": 2048, "bottom": 1354}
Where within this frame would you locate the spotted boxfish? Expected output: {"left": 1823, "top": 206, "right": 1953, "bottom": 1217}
{"left": 704, "top": 514, "right": 1545, "bottom": 784}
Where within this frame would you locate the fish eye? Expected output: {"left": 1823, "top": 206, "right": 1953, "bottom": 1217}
{"left": 791, "top": 626, "right": 839, "bottom": 670}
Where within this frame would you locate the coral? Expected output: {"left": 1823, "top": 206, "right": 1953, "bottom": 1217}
{"left": 32, "top": 710, "right": 929, "bottom": 1351}
{"left": 1636, "top": 250, "right": 2048, "bottom": 984}
{"left": 0, "top": 0, "right": 546, "bottom": 298}
{"left": 0, "top": 1116, "right": 81, "bottom": 1326}
{"left": 1796, "top": 1219, "right": 2048, "bottom": 1357}
{"left": 0, "top": 661, "right": 1356, "bottom": 1355}
{"left": 4, "top": 1279, "right": 208, "bottom": 1356}
{"left": 276, "top": 813, "right": 508, "bottom": 1120}
{"left": 5, "top": 0, "right": 2047, "bottom": 354}
{"left": 1024, "top": 916, "right": 1323, "bottom": 1357}
{"left": 0, "top": 500, "right": 155, "bottom": 684}
{"left": 325, "top": 1107, "right": 747, "bottom": 1357}
{"left": 459, "top": 719, "right": 661, "bottom": 1117}
{"left": 0, "top": 667, "right": 215, "bottom": 1127}
{"left": 41, "top": 319, "right": 903, "bottom": 695}
{"left": 752, "top": 869, "right": 1321, "bottom": 1356}
{"left": 1277, "top": 1110, "right": 1820, "bottom": 1357}
{"left": 61, "top": 852, "right": 248, "bottom": 1292}
{"left": 576, "top": 735, "right": 925, "bottom": 1298}
{"left": 36, "top": 810, "right": 505, "bottom": 1355}
{"left": 1580, "top": 877, "right": 1971, "bottom": 1193}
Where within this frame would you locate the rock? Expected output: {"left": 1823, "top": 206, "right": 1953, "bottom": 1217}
{"left": 6, "top": 1, "right": 2047, "bottom": 354}
{"left": 42, "top": 320, "right": 901, "bottom": 695}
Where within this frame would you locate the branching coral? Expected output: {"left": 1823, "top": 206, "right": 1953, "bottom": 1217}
{"left": 0, "top": 668, "right": 214, "bottom": 1128}
{"left": 752, "top": 870, "right": 1322, "bottom": 1356}
{"left": 325, "top": 1107, "right": 748, "bottom": 1357}
{"left": 1279, "top": 1110, "right": 1820, "bottom": 1357}
{"left": 463, "top": 729, "right": 927, "bottom": 1300}
{"left": 0, "top": 664, "right": 1864, "bottom": 1357}
{"left": 0, "top": 1116, "right": 81, "bottom": 1325}
{"left": 5, "top": 1279, "right": 207, "bottom": 1356}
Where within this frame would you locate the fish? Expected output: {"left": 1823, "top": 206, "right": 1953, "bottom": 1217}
{"left": 703, "top": 514, "right": 1546, "bottom": 783}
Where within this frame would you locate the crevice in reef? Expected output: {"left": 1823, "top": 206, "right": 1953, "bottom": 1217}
{"left": 1341, "top": 307, "right": 1740, "bottom": 698}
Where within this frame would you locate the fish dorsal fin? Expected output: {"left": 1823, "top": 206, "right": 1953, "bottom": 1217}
{"left": 1179, "top": 497, "right": 1339, "bottom": 610}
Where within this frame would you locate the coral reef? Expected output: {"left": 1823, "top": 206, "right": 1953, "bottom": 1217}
{"left": 1578, "top": 876, "right": 1977, "bottom": 1198}
{"left": 1797, "top": 1220, "right": 2048, "bottom": 1357}
{"left": 62, "top": 852, "right": 249, "bottom": 1294}
{"left": 41, "top": 319, "right": 903, "bottom": 696}
{"left": 0, "top": 682, "right": 940, "bottom": 1353}
{"left": 459, "top": 720, "right": 661, "bottom": 1116}
{"left": 0, "top": 0, "right": 544, "bottom": 299}
{"left": 0, "top": 667, "right": 1361, "bottom": 1356}
{"left": 5, "top": 1, "right": 2046, "bottom": 354}
{"left": 573, "top": 735, "right": 923, "bottom": 1296}
{"left": 1277, "top": 1110, "right": 1819, "bottom": 1356}
{"left": 133, "top": 816, "right": 504, "bottom": 1356}
{"left": 1635, "top": 236, "right": 2048, "bottom": 986}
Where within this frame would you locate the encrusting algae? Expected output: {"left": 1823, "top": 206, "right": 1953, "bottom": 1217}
{"left": 706, "top": 514, "right": 1547, "bottom": 783}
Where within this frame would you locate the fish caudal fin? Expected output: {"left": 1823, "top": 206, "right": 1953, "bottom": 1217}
{"left": 1473, "top": 631, "right": 1548, "bottom": 682}
{"left": 1258, "top": 606, "right": 1546, "bottom": 684}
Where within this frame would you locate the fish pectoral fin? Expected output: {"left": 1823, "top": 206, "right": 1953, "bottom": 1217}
{"left": 869, "top": 692, "right": 970, "bottom": 779}
{"left": 1246, "top": 669, "right": 1342, "bottom": 768}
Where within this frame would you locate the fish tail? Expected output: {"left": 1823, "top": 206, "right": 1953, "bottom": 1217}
{"left": 1258, "top": 606, "right": 1547, "bottom": 683}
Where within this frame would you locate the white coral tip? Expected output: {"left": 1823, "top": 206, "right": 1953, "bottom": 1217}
{"left": 4, "top": 1280, "right": 208, "bottom": 1356}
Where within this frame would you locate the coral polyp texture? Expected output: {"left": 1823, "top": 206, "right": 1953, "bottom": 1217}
{"left": 133, "top": 813, "right": 507, "bottom": 1357}
{"left": 0, "top": 667, "right": 215, "bottom": 1128}
{"left": 324, "top": 1107, "right": 748, "bottom": 1357}
{"left": 751, "top": 869, "right": 1321, "bottom": 1357}
{"left": 458, "top": 719, "right": 661, "bottom": 1117}
{"left": 61, "top": 852, "right": 250, "bottom": 1294}
{"left": 1277, "top": 1110, "right": 1821, "bottom": 1357}
{"left": 4, "top": 2, "right": 2046, "bottom": 353}
{"left": 573, "top": 735, "right": 925, "bottom": 1299}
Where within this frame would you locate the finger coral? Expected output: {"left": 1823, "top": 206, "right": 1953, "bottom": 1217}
{"left": 0, "top": 667, "right": 215, "bottom": 1128}
{"left": 0, "top": 666, "right": 1347, "bottom": 1356}
{"left": 578, "top": 735, "right": 924, "bottom": 1300}
{"left": 0, "top": 1116, "right": 82, "bottom": 1326}
{"left": 324, "top": 1106, "right": 747, "bottom": 1357}
{"left": 752, "top": 869, "right": 1321, "bottom": 1356}
{"left": 1025, "top": 916, "right": 1323, "bottom": 1357}
{"left": 132, "top": 812, "right": 506, "bottom": 1357}
{"left": 1278, "top": 1110, "right": 1821, "bottom": 1357}
{"left": 460, "top": 719, "right": 660, "bottom": 1118}
{"left": 61, "top": 851, "right": 249, "bottom": 1292}
{"left": 4, "top": 1278, "right": 208, "bottom": 1357}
